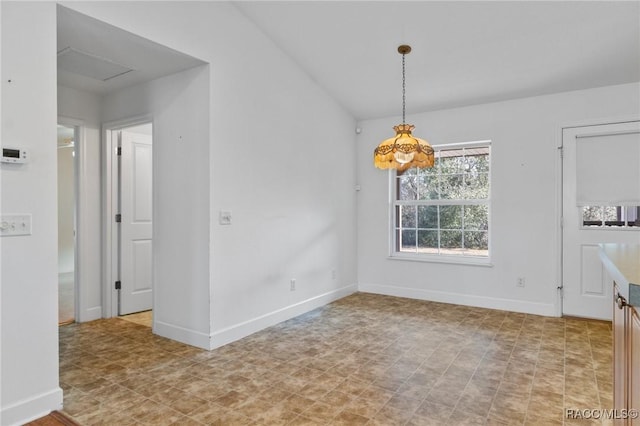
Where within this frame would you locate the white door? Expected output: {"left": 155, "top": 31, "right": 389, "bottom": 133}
{"left": 562, "top": 121, "right": 640, "bottom": 320}
{"left": 119, "top": 129, "right": 153, "bottom": 315}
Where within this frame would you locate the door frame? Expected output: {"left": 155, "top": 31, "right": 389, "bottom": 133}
{"left": 102, "top": 114, "right": 153, "bottom": 318}
{"left": 557, "top": 115, "right": 640, "bottom": 318}
{"left": 57, "top": 116, "right": 82, "bottom": 323}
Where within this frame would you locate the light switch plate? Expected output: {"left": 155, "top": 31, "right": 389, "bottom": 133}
{"left": 0, "top": 214, "right": 32, "bottom": 236}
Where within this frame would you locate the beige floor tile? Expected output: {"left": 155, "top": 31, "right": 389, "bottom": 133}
{"left": 448, "top": 409, "right": 488, "bottom": 425}
{"left": 58, "top": 293, "right": 614, "bottom": 425}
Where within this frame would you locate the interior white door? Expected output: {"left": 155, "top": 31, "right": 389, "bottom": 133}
{"left": 562, "top": 121, "right": 640, "bottom": 320}
{"left": 119, "top": 129, "right": 153, "bottom": 315}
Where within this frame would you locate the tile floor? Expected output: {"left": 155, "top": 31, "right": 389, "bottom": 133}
{"left": 120, "top": 310, "right": 153, "bottom": 328}
{"left": 58, "top": 272, "right": 74, "bottom": 325}
{"left": 59, "top": 293, "right": 613, "bottom": 425}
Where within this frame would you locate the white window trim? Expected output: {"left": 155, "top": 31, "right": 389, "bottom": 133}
{"left": 388, "top": 140, "right": 493, "bottom": 266}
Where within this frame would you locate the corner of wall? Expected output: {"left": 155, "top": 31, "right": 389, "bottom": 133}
{"left": 209, "top": 284, "right": 358, "bottom": 350}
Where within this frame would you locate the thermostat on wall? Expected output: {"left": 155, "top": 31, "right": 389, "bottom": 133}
{"left": 1, "top": 147, "right": 28, "bottom": 164}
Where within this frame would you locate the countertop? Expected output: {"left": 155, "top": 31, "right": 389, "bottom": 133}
{"left": 599, "top": 243, "right": 640, "bottom": 307}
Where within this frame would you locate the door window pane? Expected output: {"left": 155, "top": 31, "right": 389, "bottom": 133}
{"left": 581, "top": 205, "right": 640, "bottom": 228}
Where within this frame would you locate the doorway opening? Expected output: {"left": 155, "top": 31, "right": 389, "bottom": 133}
{"left": 57, "top": 123, "right": 77, "bottom": 325}
{"left": 107, "top": 122, "right": 154, "bottom": 326}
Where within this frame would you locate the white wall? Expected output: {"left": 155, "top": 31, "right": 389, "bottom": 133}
{"left": 68, "top": 1, "right": 358, "bottom": 349}
{"left": 58, "top": 85, "right": 103, "bottom": 322}
{"left": 0, "top": 2, "right": 63, "bottom": 424}
{"left": 357, "top": 82, "right": 640, "bottom": 316}
{"left": 203, "top": 16, "right": 358, "bottom": 346}
{"left": 57, "top": 146, "right": 74, "bottom": 274}
{"left": 102, "top": 66, "right": 212, "bottom": 347}
{"left": 0, "top": 1, "right": 357, "bottom": 422}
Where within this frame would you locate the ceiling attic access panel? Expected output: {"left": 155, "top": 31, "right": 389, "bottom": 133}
{"left": 57, "top": 4, "right": 206, "bottom": 95}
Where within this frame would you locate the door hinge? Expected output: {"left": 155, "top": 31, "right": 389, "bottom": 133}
{"left": 115, "top": 214, "right": 121, "bottom": 223}
{"left": 115, "top": 280, "right": 121, "bottom": 290}
{"left": 558, "top": 146, "right": 564, "bottom": 159}
{"left": 116, "top": 147, "right": 122, "bottom": 156}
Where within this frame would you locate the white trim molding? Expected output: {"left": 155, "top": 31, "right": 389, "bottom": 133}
{"left": 359, "top": 283, "right": 557, "bottom": 317}
{"left": 80, "top": 306, "right": 102, "bottom": 323}
{"left": 153, "top": 321, "right": 212, "bottom": 350}
{"left": 0, "top": 387, "right": 63, "bottom": 426}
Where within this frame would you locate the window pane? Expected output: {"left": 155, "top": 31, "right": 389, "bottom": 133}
{"left": 418, "top": 230, "right": 438, "bottom": 253}
{"left": 604, "top": 206, "right": 619, "bottom": 222}
{"left": 440, "top": 205, "right": 462, "bottom": 229}
{"left": 401, "top": 229, "right": 417, "bottom": 252}
{"left": 582, "top": 206, "right": 603, "bottom": 227}
{"left": 466, "top": 154, "right": 489, "bottom": 174}
{"left": 627, "top": 206, "right": 640, "bottom": 227}
{"left": 418, "top": 205, "right": 438, "bottom": 229}
{"left": 464, "top": 205, "right": 488, "bottom": 230}
{"left": 440, "top": 174, "right": 464, "bottom": 199}
{"left": 400, "top": 205, "right": 416, "bottom": 228}
{"left": 419, "top": 163, "right": 438, "bottom": 177}
{"left": 440, "top": 230, "right": 463, "bottom": 253}
{"left": 439, "top": 150, "right": 465, "bottom": 173}
{"left": 433, "top": 152, "right": 442, "bottom": 170}
{"left": 398, "top": 176, "right": 418, "bottom": 200}
{"left": 462, "top": 172, "right": 489, "bottom": 199}
{"left": 418, "top": 175, "right": 439, "bottom": 200}
{"left": 464, "top": 231, "right": 488, "bottom": 251}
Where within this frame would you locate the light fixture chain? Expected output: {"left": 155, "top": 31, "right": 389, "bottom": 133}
{"left": 402, "top": 53, "right": 406, "bottom": 125}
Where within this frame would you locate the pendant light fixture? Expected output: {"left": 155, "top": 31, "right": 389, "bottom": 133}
{"left": 374, "top": 45, "right": 434, "bottom": 171}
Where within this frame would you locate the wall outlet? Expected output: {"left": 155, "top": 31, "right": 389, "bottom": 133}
{"left": 290, "top": 278, "right": 296, "bottom": 291}
{"left": 331, "top": 269, "right": 337, "bottom": 280}
{"left": 517, "top": 277, "right": 525, "bottom": 287}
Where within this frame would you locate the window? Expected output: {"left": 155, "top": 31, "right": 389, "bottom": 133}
{"left": 392, "top": 141, "right": 491, "bottom": 260}
{"left": 582, "top": 205, "right": 640, "bottom": 228}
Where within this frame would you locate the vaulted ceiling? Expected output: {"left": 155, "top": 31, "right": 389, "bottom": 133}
{"left": 236, "top": 1, "right": 640, "bottom": 120}
{"left": 58, "top": 1, "right": 640, "bottom": 121}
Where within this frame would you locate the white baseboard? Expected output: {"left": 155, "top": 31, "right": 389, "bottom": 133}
{"left": 210, "top": 284, "right": 358, "bottom": 350}
{"left": 1, "top": 387, "right": 63, "bottom": 426}
{"left": 78, "top": 306, "right": 102, "bottom": 323}
{"left": 359, "top": 283, "right": 557, "bottom": 317}
{"left": 153, "top": 320, "right": 212, "bottom": 350}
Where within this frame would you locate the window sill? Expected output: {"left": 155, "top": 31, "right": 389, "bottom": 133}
{"left": 388, "top": 253, "right": 494, "bottom": 267}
